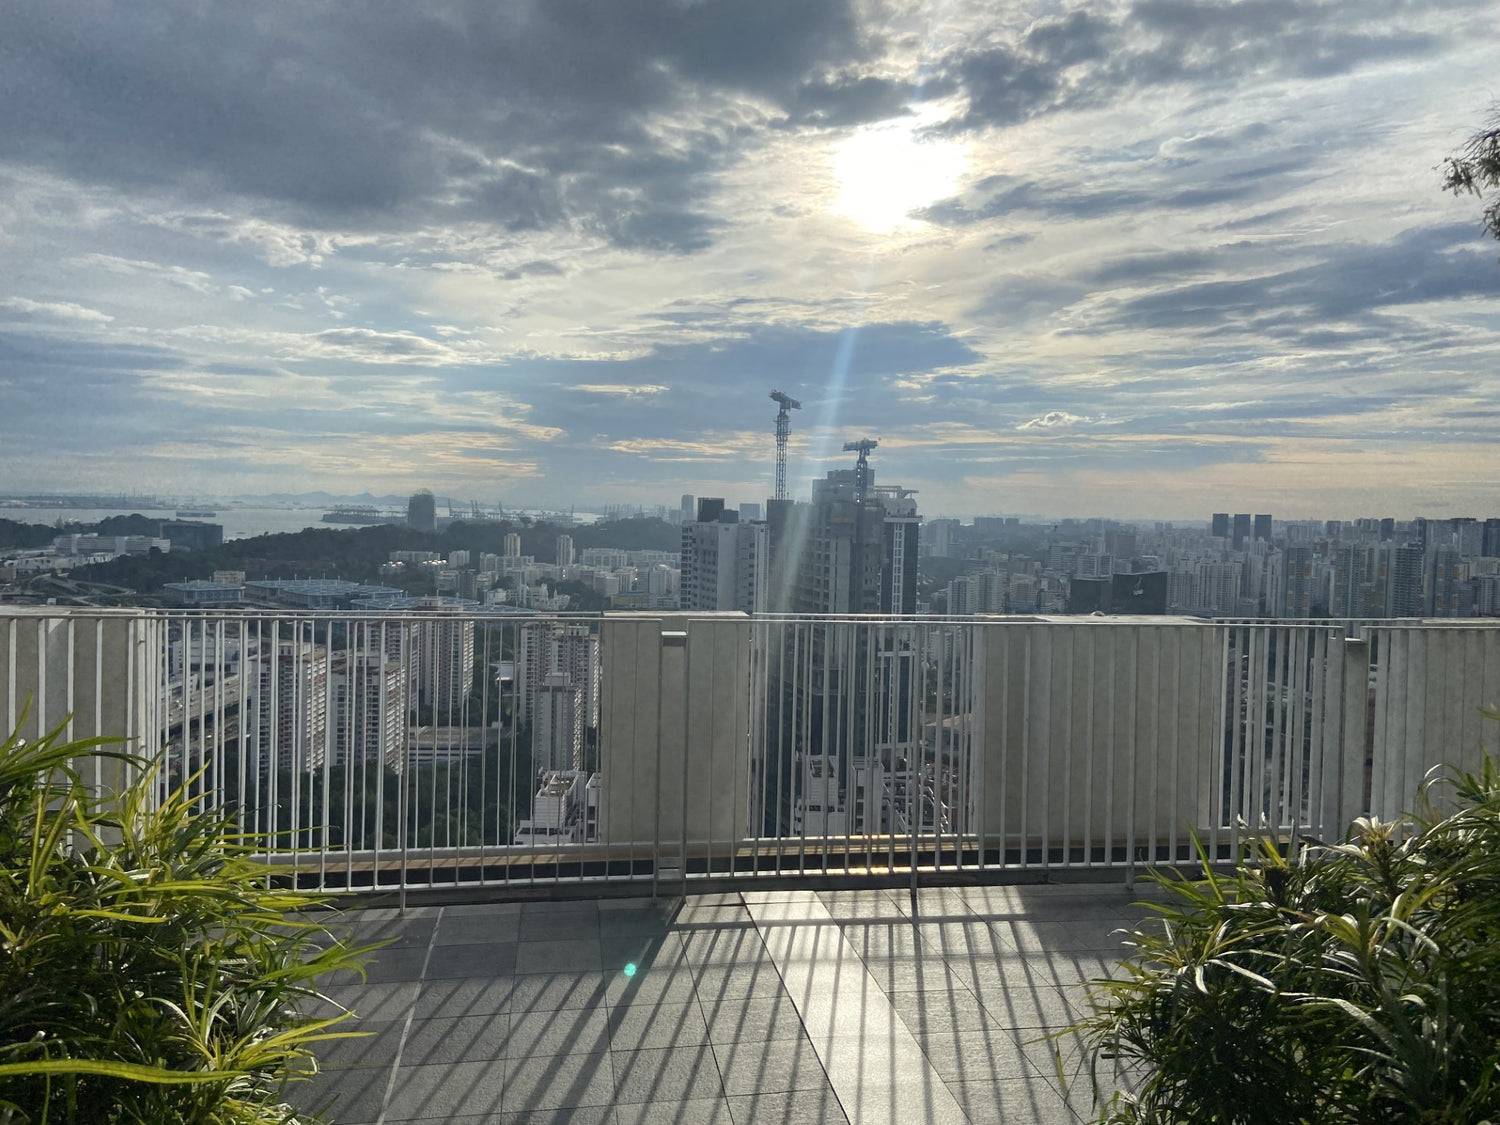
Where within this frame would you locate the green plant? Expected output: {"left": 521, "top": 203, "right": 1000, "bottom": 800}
{"left": 1074, "top": 715, "right": 1500, "bottom": 1124}
{"left": 0, "top": 715, "right": 376, "bottom": 1124}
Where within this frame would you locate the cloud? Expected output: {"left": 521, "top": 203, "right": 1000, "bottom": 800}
{"left": 0, "top": 1, "right": 870, "bottom": 253}
{"left": 0, "top": 297, "right": 113, "bottom": 323}
{"left": 571, "top": 384, "right": 670, "bottom": 397}
{"left": 939, "top": 0, "right": 1455, "bottom": 133}
{"left": 1018, "top": 410, "right": 1093, "bottom": 430}
{"left": 300, "top": 328, "right": 459, "bottom": 365}
{"left": 70, "top": 253, "right": 217, "bottom": 294}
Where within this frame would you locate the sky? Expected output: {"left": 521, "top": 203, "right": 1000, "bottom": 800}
{"left": 2, "top": 1, "right": 1499, "bottom": 520}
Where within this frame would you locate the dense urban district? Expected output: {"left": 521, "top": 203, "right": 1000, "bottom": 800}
{"left": 5, "top": 469, "right": 1500, "bottom": 621}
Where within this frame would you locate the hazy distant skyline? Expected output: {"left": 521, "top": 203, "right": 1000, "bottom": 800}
{"left": 3, "top": 1, "right": 1499, "bottom": 519}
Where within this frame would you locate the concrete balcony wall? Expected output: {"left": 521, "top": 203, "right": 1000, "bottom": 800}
{"left": 975, "top": 620, "right": 1224, "bottom": 859}
{"left": 1369, "top": 625, "right": 1500, "bottom": 816}
{"left": 0, "top": 608, "right": 162, "bottom": 771}
{"left": 597, "top": 613, "right": 752, "bottom": 857}
{"left": 4, "top": 605, "right": 1499, "bottom": 891}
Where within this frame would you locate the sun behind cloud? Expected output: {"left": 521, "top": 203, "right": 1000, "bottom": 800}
{"left": 832, "top": 119, "right": 968, "bottom": 233}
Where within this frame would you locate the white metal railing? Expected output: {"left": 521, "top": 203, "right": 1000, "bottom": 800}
{"left": 4, "top": 608, "right": 1500, "bottom": 894}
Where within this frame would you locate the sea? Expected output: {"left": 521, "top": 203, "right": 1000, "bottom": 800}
{"left": 1, "top": 506, "right": 601, "bottom": 542}
{"left": 1, "top": 507, "right": 328, "bottom": 541}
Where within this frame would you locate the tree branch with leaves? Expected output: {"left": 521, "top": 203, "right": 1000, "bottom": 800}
{"left": 1443, "top": 109, "right": 1500, "bottom": 244}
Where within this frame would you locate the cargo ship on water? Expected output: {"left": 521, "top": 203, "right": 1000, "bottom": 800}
{"left": 321, "top": 505, "right": 405, "bottom": 526}
{"left": 175, "top": 509, "right": 218, "bottom": 518}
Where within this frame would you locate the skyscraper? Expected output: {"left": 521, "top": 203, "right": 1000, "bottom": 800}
{"left": 407, "top": 489, "right": 437, "bottom": 532}
{"left": 1282, "top": 546, "right": 1313, "bottom": 617}
{"left": 555, "top": 534, "right": 574, "bottom": 567}
{"left": 1254, "top": 514, "right": 1272, "bottom": 542}
{"left": 680, "top": 501, "right": 767, "bottom": 612}
{"left": 1211, "top": 513, "right": 1230, "bottom": 539}
{"left": 1389, "top": 544, "right": 1425, "bottom": 617}
{"left": 1483, "top": 518, "right": 1500, "bottom": 558}
{"left": 1232, "top": 513, "right": 1252, "bottom": 551}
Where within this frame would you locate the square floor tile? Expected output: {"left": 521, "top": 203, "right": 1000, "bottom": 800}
{"left": 507, "top": 1006, "right": 612, "bottom": 1058}
{"left": 400, "top": 1013, "right": 512, "bottom": 1066}
{"left": 597, "top": 905, "right": 672, "bottom": 936}
{"left": 612, "top": 1043, "right": 726, "bottom": 1105}
{"left": 701, "top": 994, "right": 805, "bottom": 1045}
{"left": 516, "top": 939, "right": 602, "bottom": 974}
{"left": 415, "top": 976, "right": 519, "bottom": 1019}
{"left": 359, "top": 946, "right": 431, "bottom": 983}
{"left": 509, "top": 971, "right": 611, "bottom": 1014}
{"left": 384, "top": 1060, "right": 507, "bottom": 1121}
{"left": 712, "top": 1035, "right": 828, "bottom": 1098}
{"left": 316, "top": 1018, "right": 405, "bottom": 1069}
{"left": 318, "top": 979, "right": 422, "bottom": 1023}
{"left": 691, "top": 962, "right": 789, "bottom": 1004}
{"left": 520, "top": 912, "right": 601, "bottom": 943}
{"left": 679, "top": 927, "right": 772, "bottom": 966}
{"left": 887, "top": 986, "right": 996, "bottom": 1038}
{"left": 503, "top": 1051, "right": 616, "bottom": 1112}
{"left": 287, "top": 1066, "right": 388, "bottom": 1124}
{"left": 914, "top": 1027, "right": 1039, "bottom": 1085}
{"left": 725, "top": 1088, "right": 849, "bottom": 1125}
{"left": 856, "top": 955, "right": 959, "bottom": 994}
{"left": 606, "top": 963, "right": 701, "bottom": 1008}
{"left": 945, "top": 1077, "right": 1082, "bottom": 1125}
{"left": 608, "top": 999, "right": 711, "bottom": 1052}
{"left": 616, "top": 1096, "right": 733, "bottom": 1125}
{"left": 437, "top": 913, "right": 522, "bottom": 946}
{"left": 426, "top": 940, "right": 519, "bottom": 979}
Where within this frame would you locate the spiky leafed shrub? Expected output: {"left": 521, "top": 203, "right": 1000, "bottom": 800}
{"left": 1078, "top": 720, "right": 1500, "bottom": 1124}
{"left": 0, "top": 718, "right": 373, "bottom": 1124}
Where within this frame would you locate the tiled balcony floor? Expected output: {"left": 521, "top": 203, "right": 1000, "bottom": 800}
{"left": 295, "top": 884, "right": 1151, "bottom": 1125}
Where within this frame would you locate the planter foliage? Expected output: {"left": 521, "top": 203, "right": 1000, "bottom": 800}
{"left": 0, "top": 716, "right": 372, "bottom": 1124}
{"left": 1077, "top": 719, "right": 1500, "bottom": 1124}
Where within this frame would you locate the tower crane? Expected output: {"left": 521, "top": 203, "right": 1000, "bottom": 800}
{"left": 843, "top": 438, "right": 878, "bottom": 500}
{"left": 769, "top": 390, "right": 802, "bottom": 502}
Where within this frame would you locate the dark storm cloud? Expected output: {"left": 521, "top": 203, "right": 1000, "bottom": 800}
{"left": 1073, "top": 223, "right": 1500, "bottom": 335}
{"left": 0, "top": 0, "right": 867, "bottom": 252}
{"left": 780, "top": 73, "right": 952, "bottom": 129}
{"left": 926, "top": 152, "right": 1318, "bottom": 226}
{"left": 941, "top": 0, "right": 1450, "bottom": 132}
{"left": 444, "top": 320, "right": 985, "bottom": 446}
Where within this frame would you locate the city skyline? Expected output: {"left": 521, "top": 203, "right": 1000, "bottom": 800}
{"left": 3, "top": 3, "right": 1499, "bottom": 517}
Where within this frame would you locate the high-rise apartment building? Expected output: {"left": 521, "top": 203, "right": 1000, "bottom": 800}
{"left": 1390, "top": 545, "right": 1425, "bottom": 617}
{"left": 1281, "top": 546, "right": 1313, "bottom": 617}
{"left": 761, "top": 462, "right": 922, "bottom": 840}
{"left": 517, "top": 621, "right": 600, "bottom": 732}
{"left": 769, "top": 470, "right": 920, "bottom": 616}
{"left": 384, "top": 605, "right": 476, "bottom": 717}
{"left": 679, "top": 500, "right": 768, "bottom": 613}
{"left": 534, "top": 673, "right": 584, "bottom": 771}
{"left": 1427, "top": 548, "right": 1464, "bottom": 617}
{"left": 503, "top": 532, "right": 522, "bottom": 558}
{"left": 926, "top": 518, "right": 959, "bottom": 558}
{"left": 555, "top": 534, "right": 574, "bottom": 567}
{"left": 251, "top": 640, "right": 329, "bottom": 774}
{"left": 330, "top": 647, "right": 407, "bottom": 770}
